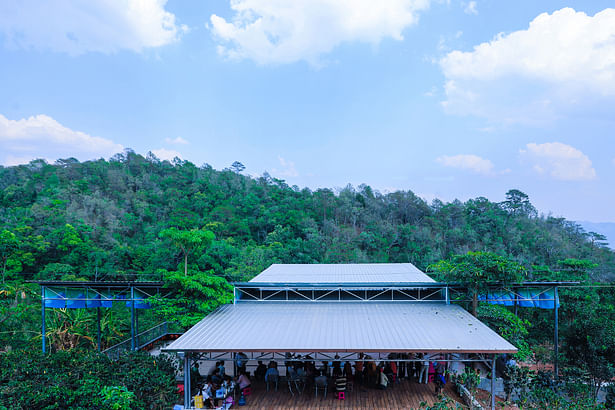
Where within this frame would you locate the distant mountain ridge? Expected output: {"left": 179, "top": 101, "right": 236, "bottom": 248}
{"left": 578, "top": 221, "right": 615, "bottom": 250}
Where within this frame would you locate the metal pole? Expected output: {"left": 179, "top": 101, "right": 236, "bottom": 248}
{"left": 554, "top": 286, "right": 559, "bottom": 381}
{"left": 97, "top": 307, "right": 102, "bottom": 352}
{"left": 136, "top": 308, "right": 139, "bottom": 348}
{"left": 42, "top": 285, "right": 46, "bottom": 353}
{"left": 130, "top": 286, "right": 136, "bottom": 351}
{"left": 491, "top": 355, "right": 496, "bottom": 410}
{"left": 184, "top": 353, "right": 191, "bottom": 409}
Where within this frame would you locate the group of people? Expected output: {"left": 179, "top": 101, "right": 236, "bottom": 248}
{"left": 195, "top": 360, "right": 252, "bottom": 408}
{"left": 193, "top": 352, "right": 449, "bottom": 407}
{"left": 250, "top": 353, "right": 446, "bottom": 394}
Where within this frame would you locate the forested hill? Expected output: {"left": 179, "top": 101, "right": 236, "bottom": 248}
{"left": 1, "top": 151, "right": 613, "bottom": 282}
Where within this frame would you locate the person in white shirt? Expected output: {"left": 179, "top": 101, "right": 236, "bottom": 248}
{"left": 377, "top": 368, "right": 389, "bottom": 390}
{"left": 237, "top": 371, "right": 251, "bottom": 391}
{"left": 200, "top": 379, "right": 214, "bottom": 408}
{"left": 419, "top": 354, "right": 430, "bottom": 384}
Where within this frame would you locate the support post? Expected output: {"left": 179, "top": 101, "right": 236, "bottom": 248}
{"left": 554, "top": 286, "right": 559, "bottom": 381}
{"left": 491, "top": 355, "right": 496, "bottom": 410}
{"left": 41, "top": 285, "right": 46, "bottom": 353}
{"left": 130, "top": 286, "right": 136, "bottom": 351}
{"left": 184, "top": 353, "right": 191, "bottom": 409}
{"left": 136, "top": 308, "right": 139, "bottom": 348}
{"left": 97, "top": 307, "right": 102, "bottom": 352}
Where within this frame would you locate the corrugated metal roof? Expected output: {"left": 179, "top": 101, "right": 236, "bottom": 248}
{"left": 249, "top": 263, "right": 435, "bottom": 284}
{"left": 164, "top": 302, "right": 517, "bottom": 354}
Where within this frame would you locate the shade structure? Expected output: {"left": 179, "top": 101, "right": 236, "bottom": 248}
{"left": 42, "top": 285, "right": 153, "bottom": 309}
{"left": 249, "top": 263, "right": 435, "bottom": 284}
{"left": 163, "top": 301, "right": 517, "bottom": 354}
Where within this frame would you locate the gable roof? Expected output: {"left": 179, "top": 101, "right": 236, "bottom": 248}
{"left": 249, "top": 263, "right": 435, "bottom": 284}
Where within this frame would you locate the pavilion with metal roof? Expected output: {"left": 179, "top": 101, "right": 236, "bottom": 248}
{"left": 165, "top": 263, "right": 524, "bottom": 409}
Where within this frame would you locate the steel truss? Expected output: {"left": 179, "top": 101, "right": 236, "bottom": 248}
{"left": 234, "top": 285, "right": 447, "bottom": 303}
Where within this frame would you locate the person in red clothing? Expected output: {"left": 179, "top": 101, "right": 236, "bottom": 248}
{"left": 390, "top": 361, "right": 398, "bottom": 384}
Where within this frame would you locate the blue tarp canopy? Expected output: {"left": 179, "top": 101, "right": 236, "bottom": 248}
{"left": 44, "top": 287, "right": 151, "bottom": 309}
{"left": 479, "top": 288, "right": 559, "bottom": 309}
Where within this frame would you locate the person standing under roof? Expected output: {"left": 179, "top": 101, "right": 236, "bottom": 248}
{"left": 419, "top": 354, "right": 430, "bottom": 384}
{"left": 216, "top": 361, "right": 225, "bottom": 377}
{"left": 255, "top": 360, "right": 267, "bottom": 382}
{"left": 434, "top": 361, "right": 446, "bottom": 395}
{"left": 354, "top": 354, "right": 364, "bottom": 387}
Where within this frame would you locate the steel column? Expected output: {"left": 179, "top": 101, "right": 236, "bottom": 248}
{"left": 184, "top": 353, "right": 191, "bottom": 409}
{"left": 491, "top": 355, "right": 496, "bottom": 410}
{"left": 136, "top": 308, "right": 139, "bottom": 348}
{"left": 41, "top": 285, "right": 46, "bottom": 353}
{"left": 554, "top": 286, "right": 559, "bottom": 381}
{"left": 130, "top": 286, "right": 136, "bottom": 351}
{"left": 97, "top": 307, "right": 102, "bottom": 351}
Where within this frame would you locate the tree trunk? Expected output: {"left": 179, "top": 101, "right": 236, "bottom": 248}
{"left": 472, "top": 291, "right": 478, "bottom": 317}
{"left": 184, "top": 253, "right": 188, "bottom": 276}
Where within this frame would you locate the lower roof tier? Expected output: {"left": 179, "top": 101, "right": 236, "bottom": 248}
{"left": 164, "top": 301, "right": 517, "bottom": 354}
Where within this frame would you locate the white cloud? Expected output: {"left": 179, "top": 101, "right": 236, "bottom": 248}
{"left": 271, "top": 156, "right": 299, "bottom": 177}
{"left": 440, "top": 8, "right": 615, "bottom": 123}
{"left": 210, "top": 0, "right": 431, "bottom": 65}
{"left": 0, "top": 114, "right": 123, "bottom": 165}
{"left": 463, "top": 1, "right": 478, "bottom": 15}
{"left": 165, "top": 136, "right": 189, "bottom": 145}
{"left": 520, "top": 142, "right": 596, "bottom": 181}
{"left": 436, "top": 154, "right": 494, "bottom": 175}
{"left": 0, "top": 0, "right": 184, "bottom": 54}
{"left": 151, "top": 148, "right": 182, "bottom": 161}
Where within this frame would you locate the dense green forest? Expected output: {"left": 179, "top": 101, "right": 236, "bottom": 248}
{"left": 1, "top": 150, "right": 613, "bottom": 281}
{"left": 1, "top": 150, "right": 615, "bottom": 408}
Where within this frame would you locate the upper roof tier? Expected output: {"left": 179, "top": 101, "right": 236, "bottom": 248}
{"left": 248, "top": 263, "right": 435, "bottom": 284}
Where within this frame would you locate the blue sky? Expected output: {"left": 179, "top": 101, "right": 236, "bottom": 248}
{"left": 1, "top": 0, "right": 614, "bottom": 222}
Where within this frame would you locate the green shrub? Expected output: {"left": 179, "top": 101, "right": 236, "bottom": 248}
{"left": 0, "top": 349, "right": 177, "bottom": 409}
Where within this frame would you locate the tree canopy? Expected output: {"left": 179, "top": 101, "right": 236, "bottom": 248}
{"left": 429, "top": 251, "right": 527, "bottom": 316}
{"left": 158, "top": 227, "right": 215, "bottom": 276}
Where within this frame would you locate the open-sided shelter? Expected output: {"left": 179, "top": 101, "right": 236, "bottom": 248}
{"left": 165, "top": 263, "right": 519, "bottom": 409}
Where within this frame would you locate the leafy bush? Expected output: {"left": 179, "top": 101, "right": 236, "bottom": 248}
{"left": 477, "top": 304, "right": 532, "bottom": 360}
{"left": 100, "top": 386, "right": 135, "bottom": 410}
{"left": 0, "top": 349, "right": 177, "bottom": 409}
